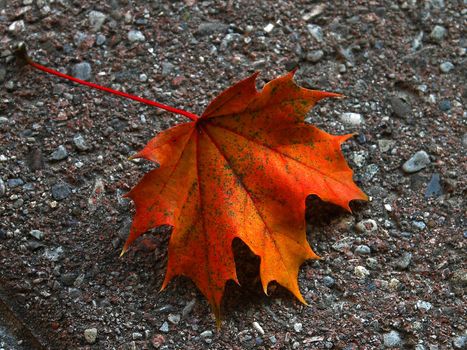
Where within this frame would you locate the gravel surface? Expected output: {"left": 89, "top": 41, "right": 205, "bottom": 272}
{"left": 1, "top": 1, "right": 466, "bottom": 349}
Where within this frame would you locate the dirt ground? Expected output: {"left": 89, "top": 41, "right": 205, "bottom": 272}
{"left": 0, "top": 1, "right": 466, "bottom": 349}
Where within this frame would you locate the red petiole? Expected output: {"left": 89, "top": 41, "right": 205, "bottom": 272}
{"left": 27, "top": 59, "right": 200, "bottom": 121}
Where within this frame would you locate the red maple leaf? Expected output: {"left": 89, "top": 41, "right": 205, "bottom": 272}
{"left": 122, "top": 71, "right": 367, "bottom": 322}
{"left": 23, "top": 48, "right": 367, "bottom": 324}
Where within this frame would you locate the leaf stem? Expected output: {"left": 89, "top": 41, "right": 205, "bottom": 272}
{"left": 27, "top": 59, "right": 199, "bottom": 121}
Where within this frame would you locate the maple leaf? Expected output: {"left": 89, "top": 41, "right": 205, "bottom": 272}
{"left": 122, "top": 71, "right": 367, "bottom": 322}
{"left": 21, "top": 47, "right": 366, "bottom": 324}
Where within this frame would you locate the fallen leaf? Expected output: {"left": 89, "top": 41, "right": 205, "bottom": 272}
{"left": 123, "top": 71, "right": 367, "bottom": 322}
{"left": 22, "top": 47, "right": 367, "bottom": 326}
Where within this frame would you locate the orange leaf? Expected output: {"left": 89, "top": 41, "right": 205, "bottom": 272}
{"left": 123, "top": 71, "right": 367, "bottom": 323}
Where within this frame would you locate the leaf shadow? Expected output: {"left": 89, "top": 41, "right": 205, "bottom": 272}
{"left": 222, "top": 238, "right": 264, "bottom": 314}
{"left": 222, "top": 238, "right": 300, "bottom": 320}
{"left": 306, "top": 194, "right": 367, "bottom": 241}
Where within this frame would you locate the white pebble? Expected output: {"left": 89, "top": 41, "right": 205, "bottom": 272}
{"left": 84, "top": 328, "right": 97, "bottom": 344}
{"left": 416, "top": 300, "right": 432, "bottom": 311}
{"left": 252, "top": 321, "right": 265, "bottom": 335}
{"left": 263, "top": 23, "right": 274, "bottom": 33}
{"left": 293, "top": 322, "right": 303, "bottom": 332}
{"left": 340, "top": 112, "right": 363, "bottom": 126}
{"left": 128, "top": 30, "right": 146, "bottom": 42}
{"left": 354, "top": 266, "right": 370, "bottom": 278}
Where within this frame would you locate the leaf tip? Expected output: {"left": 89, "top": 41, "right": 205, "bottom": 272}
{"left": 122, "top": 190, "right": 131, "bottom": 199}
{"left": 289, "top": 67, "right": 299, "bottom": 76}
{"left": 318, "top": 91, "right": 344, "bottom": 100}
{"left": 160, "top": 273, "right": 172, "bottom": 292}
{"left": 128, "top": 152, "right": 141, "bottom": 161}
{"left": 119, "top": 247, "right": 127, "bottom": 257}
{"left": 295, "top": 292, "right": 308, "bottom": 306}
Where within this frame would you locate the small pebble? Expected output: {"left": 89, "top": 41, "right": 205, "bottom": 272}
{"left": 389, "top": 96, "right": 411, "bottom": 118}
{"left": 306, "top": 50, "right": 324, "bottom": 63}
{"left": 362, "top": 164, "right": 379, "bottom": 181}
{"left": 452, "top": 270, "right": 467, "bottom": 290}
{"left": 452, "top": 335, "right": 467, "bottom": 349}
{"left": 73, "top": 32, "right": 87, "bottom": 47}
{"left": 132, "top": 332, "right": 143, "bottom": 340}
{"left": 0, "top": 178, "right": 5, "bottom": 196}
{"left": 323, "top": 276, "right": 335, "bottom": 287}
{"left": 440, "top": 61, "right": 454, "bottom": 73}
{"left": 355, "top": 219, "right": 378, "bottom": 234}
{"left": 302, "top": 4, "right": 326, "bottom": 20}
{"left": 161, "top": 62, "right": 175, "bottom": 76}
{"left": 340, "top": 112, "right": 363, "bottom": 126}
{"left": 168, "top": 313, "right": 180, "bottom": 325}
{"left": 293, "top": 322, "right": 303, "bottom": 333}
{"left": 96, "top": 34, "right": 106, "bottom": 46}
{"left": 128, "top": 30, "right": 146, "bottom": 42}
{"left": 354, "top": 266, "right": 370, "bottom": 278}
{"left": 425, "top": 173, "right": 442, "bottom": 198}
{"left": 307, "top": 24, "right": 323, "bottom": 42}
{"left": 5, "top": 81, "right": 14, "bottom": 92}
{"left": 366, "top": 257, "right": 378, "bottom": 269}
{"left": 84, "top": 328, "right": 98, "bottom": 344}
{"left": 72, "top": 62, "right": 92, "bottom": 81}
{"left": 378, "top": 139, "right": 396, "bottom": 153}
{"left": 43, "top": 246, "right": 64, "bottom": 262}
{"left": 395, "top": 252, "right": 412, "bottom": 270}
{"left": 151, "top": 334, "right": 165, "bottom": 348}
{"left": 182, "top": 299, "right": 196, "bottom": 318}
{"left": 389, "top": 278, "right": 400, "bottom": 290}
{"left": 8, "top": 20, "right": 25, "bottom": 34}
{"left": 338, "top": 46, "right": 354, "bottom": 63}
{"left": 252, "top": 321, "right": 265, "bottom": 335}
{"left": 355, "top": 245, "right": 371, "bottom": 255}
{"left": 200, "top": 330, "right": 213, "bottom": 338}
{"left": 415, "top": 300, "right": 432, "bottom": 311}
{"left": 7, "top": 178, "right": 24, "bottom": 188}
{"left": 263, "top": 23, "right": 274, "bottom": 33}
{"left": 402, "top": 151, "right": 430, "bottom": 173}
{"left": 50, "top": 145, "right": 68, "bottom": 161}
{"left": 159, "top": 322, "right": 169, "bottom": 333}
{"left": 29, "top": 230, "right": 44, "bottom": 240}
{"left": 195, "top": 22, "right": 228, "bottom": 36}
{"left": 412, "top": 221, "right": 426, "bottom": 231}
{"left": 88, "top": 10, "right": 106, "bottom": 31}
{"left": 438, "top": 99, "right": 451, "bottom": 112}
{"left": 411, "top": 31, "right": 424, "bottom": 51}
{"left": 383, "top": 330, "right": 401, "bottom": 347}
{"left": 51, "top": 183, "right": 71, "bottom": 201}
{"left": 73, "top": 134, "right": 89, "bottom": 151}
{"left": 332, "top": 238, "right": 352, "bottom": 252}
{"left": 430, "top": 25, "right": 447, "bottom": 42}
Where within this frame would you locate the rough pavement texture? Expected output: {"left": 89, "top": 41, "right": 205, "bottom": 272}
{"left": 0, "top": 1, "right": 465, "bottom": 349}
